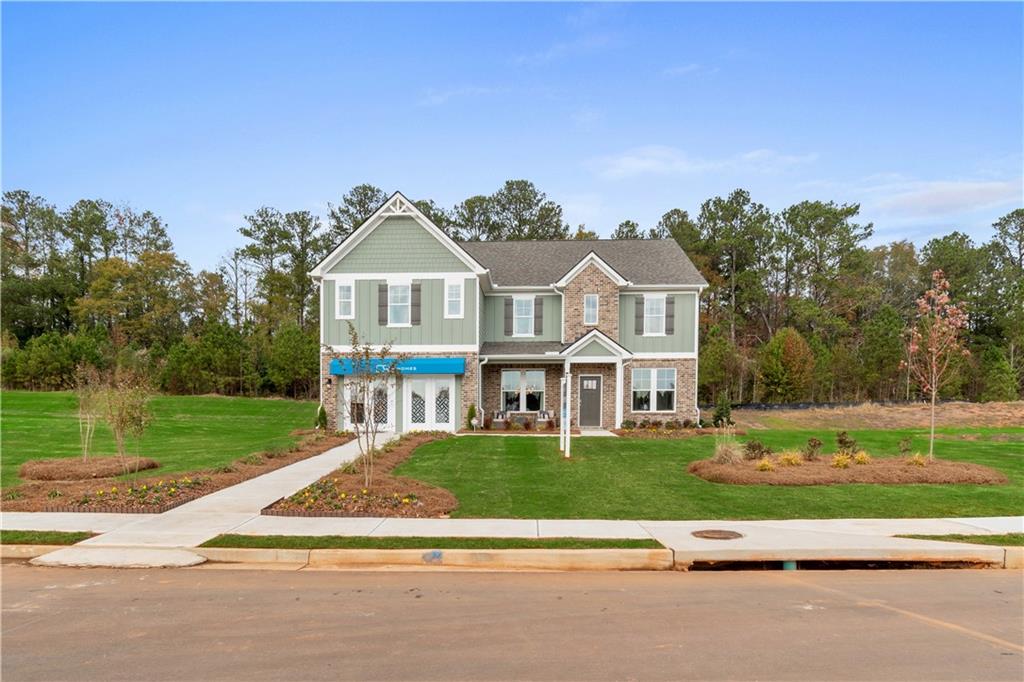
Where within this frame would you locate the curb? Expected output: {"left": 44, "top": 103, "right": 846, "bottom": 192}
{"left": 671, "top": 545, "right": 1009, "bottom": 569}
{"left": 1, "top": 544, "right": 65, "bottom": 559}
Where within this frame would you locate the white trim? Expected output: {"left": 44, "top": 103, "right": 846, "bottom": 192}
{"left": 567, "top": 356, "right": 619, "bottom": 364}
{"left": 624, "top": 285, "right": 706, "bottom": 292}
{"left": 583, "top": 293, "right": 599, "bottom": 326}
{"left": 311, "top": 192, "right": 487, "bottom": 278}
{"left": 553, "top": 251, "right": 630, "bottom": 288}
{"left": 500, "top": 368, "right": 547, "bottom": 413}
{"left": 691, "top": 290, "right": 699, "bottom": 359}
{"left": 512, "top": 295, "right": 535, "bottom": 337}
{"left": 561, "top": 328, "right": 631, "bottom": 358}
{"left": 475, "top": 279, "right": 481, "bottom": 348}
{"left": 484, "top": 285, "right": 554, "bottom": 293}
{"left": 322, "top": 271, "right": 475, "bottom": 282}
{"left": 632, "top": 352, "right": 697, "bottom": 359}
{"left": 479, "top": 355, "right": 565, "bottom": 362}
{"left": 577, "top": 373, "right": 603, "bottom": 428}
{"left": 326, "top": 344, "right": 478, "bottom": 353}
{"left": 403, "top": 375, "right": 457, "bottom": 432}
{"left": 559, "top": 288, "right": 565, "bottom": 344}
{"left": 614, "top": 360, "right": 624, "bottom": 428}
{"left": 642, "top": 293, "right": 667, "bottom": 336}
{"left": 335, "top": 280, "right": 355, "bottom": 320}
{"left": 319, "top": 280, "right": 326, "bottom": 346}
{"left": 444, "top": 277, "right": 465, "bottom": 319}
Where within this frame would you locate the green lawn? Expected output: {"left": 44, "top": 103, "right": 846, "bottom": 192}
{"left": 1, "top": 390, "right": 317, "bottom": 487}
{"left": 394, "top": 429, "right": 1024, "bottom": 520}
{"left": 898, "top": 533, "right": 1024, "bottom": 546}
{"left": 202, "top": 534, "right": 662, "bottom": 550}
{"left": 1, "top": 530, "right": 95, "bottom": 545}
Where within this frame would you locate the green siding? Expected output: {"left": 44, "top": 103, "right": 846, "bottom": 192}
{"left": 572, "top": 339, "right": 615, "bottom": 357}
{"left": 328, "top": 217, "right": 471, "bottom": 274}
{"left": 323, "top": 278, "right": 477, "bottom": 346}
{"left": 617, "top": 292, "right": 696, "bottom": 353}
{"left": 481, "top": 294, "right": 562, "bottom": 342}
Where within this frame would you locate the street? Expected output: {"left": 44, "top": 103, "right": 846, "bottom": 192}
{"left": 2, "top": 564, "right": 1021, "bottom": 681}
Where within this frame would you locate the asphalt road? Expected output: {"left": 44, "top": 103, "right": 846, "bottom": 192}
{"left": 2, "top": 564, "right": 1022, "bottom": 681}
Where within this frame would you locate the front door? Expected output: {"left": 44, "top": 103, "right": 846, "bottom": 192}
{"left": 405, "top": 375, "right": 456, "bottom": 432}
{"left": 579, "top": 375, "right": 602, "bottom": 427}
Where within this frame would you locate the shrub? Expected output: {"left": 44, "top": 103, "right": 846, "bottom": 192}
{"left": 853, "top": 451, "right": 872, "bottom": 465}
{"left": 664, "top": 419, "right": 681, "bottom": 431}
{"left": 546, "top": 418, "right": 557, "bottom": 431}
{"left": 756, "top": 458, "right": 776, "bottom": 472}
{"left": 907, "top": 453, "right": 927, "bottom": 467}
{"left": 898, "top": 437, "right": 913, "bottom": 456}
{"left": 316, "top": 403, "right": 328, "bottom": 430}
{"left": 647, "top": 419, "right": 662, "bottom": 430}
{"left": 778, "top": 451, "right": 803, "bottom": 466}
{"left": 638, "top": 418, "right": 651, "bottom": 429}
{"left": 831, "top": 454, "right": 852, "bottom": 469}
{"left": 836, "top": 431, "right": 857, "bottom": 455}
{"left": 712, "top": 439, "right": 743, "bottom": 465}
{"left": 682, "top": 418, "right": 694, "bottom": 428}
{"left": 483, "top": 416, "right": 493, "bottom": 430}
{"left": 503, "top": 418, "right": 513, "bottom": 431}
{"left": 466, "top": 403, "right": 477, "bottom": 430}
{"left": 241, "top": 453, "right": 265, "bottom": 466}
{"left": 621, "top": 419, "right": 637, "bottom": 430}
{"left": 509, "top": 421, "right": 524, "bottom": 431}
{"left": 743, "top": 440, "right": 773, "bottom": 461}
{"left": 523, "top": 418, "right": 534, "bottom": 431}
{"left": 712, "top": 392, "right": 733, "bottom": 427}
{"left": 803, "top": 437, "right": 823, "bottom": 462}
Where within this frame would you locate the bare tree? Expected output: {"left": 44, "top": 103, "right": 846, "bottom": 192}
{"left": 902, "top": 270, "right": 970, "bottom": 460}
{"left": 102, "top": 367, "right": 154, "bottom": 475}
{"left": 74, "top": 364, "right": 103, "bottom": 461}
{"left": 331, "top": 324, "right": 405, "bottom": 488}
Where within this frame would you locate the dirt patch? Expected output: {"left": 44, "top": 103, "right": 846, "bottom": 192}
{"left": 613, "top": 428, "right": 747, "bottom": 439}
{"left": 265, "top": 432, "right": 458, "bottom": 518}
{"left": 687, "top": 456, "right": 1008, "bottom": 486}
{"left": 731, "top": 401, "right": 1024, "bottom": 430}
{"left": 1, "top": 432, "right": 356, "bottom": 513}
{"left": 19, "top": 457, "right": 160, "bottom": 481}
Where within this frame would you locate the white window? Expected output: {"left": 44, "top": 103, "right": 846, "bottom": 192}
{"left": 388, "top": 283, "right": 411, "bottom": 326}
{"left": 445, "top": 278, "right": 464, "bottom": 319}
{"left": 644, "top": 294, "right": 666, "bottom": 335}
{"left": 631, "top": 368, "right": 676, "bottom": 412}
{"left": 584, "top": 294, "right": 599, "bottom": 325}
{"left": 513, "top": 297, "right": 534, "bottom": 336}
{"left": 336, "top": 282, "right": 354, "bottom": 319}
{"left": 501, "top": 369, "right": 545, "bottom": 412}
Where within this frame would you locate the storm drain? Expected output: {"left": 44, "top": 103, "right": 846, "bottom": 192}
{"left": 691, "top": 529, "right": 744, "bottom": 540}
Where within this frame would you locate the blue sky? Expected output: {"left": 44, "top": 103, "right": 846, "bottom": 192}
{"left": 3, "top": 2, "right": 1022, "bottom": 270}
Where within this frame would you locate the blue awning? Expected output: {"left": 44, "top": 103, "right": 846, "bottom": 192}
{"left": 329, "top": 357, "right": 465, "bottom": 376}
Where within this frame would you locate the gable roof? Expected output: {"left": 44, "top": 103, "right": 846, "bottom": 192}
{"left": 561, "top": 328, "right": 631, "bottom": 358}
{"left": 310, "top": 192, "right": 486, "bottom": 278}
{"left": 553, "top": 251, "right": 630, "bottom": 287}
{"left": 460, "top": 239, "right": 706, "bottom": 287}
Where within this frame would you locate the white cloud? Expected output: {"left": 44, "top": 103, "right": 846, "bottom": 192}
{"left": 512, "top": 33, "right": 615, "bottom": 66}
{"left": 873, "top": 179, "right": 1022, "bottom": 218}
{"left": 589, "top": 145, "right": 818, "bottom": 179}
{"left": 662, "top": 63, "right": 718, "bottom": 78}
{"left": 416, "top": 86, "right": 505, "bottom": 107}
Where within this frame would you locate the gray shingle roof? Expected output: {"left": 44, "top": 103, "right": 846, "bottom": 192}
{"left": 480, "top": 341, "right": 565, "bottom": 356}
{"left": 459, "top": 239, "right": 706, "bottom": 287}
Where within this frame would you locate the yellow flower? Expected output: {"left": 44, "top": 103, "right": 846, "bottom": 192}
{"left": 340, "top": 492, "right": 347, "bottom": 499}
{"left": 362, "top": 488, "right": 368, "bottom": 494}
{"left": 170, "top": 487, "right": 176, "bottom": 493}
{"left": 97, "top": 490, "right": 104, "bottom": 496}
{"left": 401, "top": 497, "right": 410, "bottom": 504}
{"left": 111, "top": 487, "right": 117, "bottom": 493}
{"left": 142, "top": 485, "right": 148, "bottom": 491}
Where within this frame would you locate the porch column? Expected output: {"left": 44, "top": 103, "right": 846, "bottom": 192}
{"left": 615, "top": 359, "right": 624, "bottom": 428}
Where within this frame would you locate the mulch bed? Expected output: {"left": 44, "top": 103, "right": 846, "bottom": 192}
{"left": 457, "top": 428, "right": 581, "bottom": 435}
{"left": 19, "top": 457, "right": 160, "bottom": 481}
{"left": 1, "top": 432, "right": 356, "bottom": 513}
{"left": 265, "top": 431, "right": 458, "bottom": 518}
{"left": 687, "top": 457, "right": 1008, "bottom": 486}
{"left": 614, "top": 428, "right": 746, "bottom": 439}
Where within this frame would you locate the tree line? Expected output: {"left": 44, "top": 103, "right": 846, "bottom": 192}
{"left": 2, "top": 183, "right": 1021, "bottom": 404}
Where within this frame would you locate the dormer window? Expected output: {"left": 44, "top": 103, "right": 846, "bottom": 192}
{"left": 583, "top": 294, "right": 599, "bottom": 326}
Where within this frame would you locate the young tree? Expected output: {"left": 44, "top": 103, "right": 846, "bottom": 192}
{"left": 102, "top": 367, "right": 154, "bottom": 475}
{"left": 74, "top": 364, "right": 104, "bottom": 461}
{"left": 757, "top": 327, "right": 814, "bottom": 403}
{"left": 979, "top": 346, "right": 1019, "bottom": 402}
{"left": 902, "top": 270, "right": 970, "bottom": 460}
{"left": 335, "top": 324, "right": 405, "bottom": 488}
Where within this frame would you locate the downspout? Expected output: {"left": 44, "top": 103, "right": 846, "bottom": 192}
{"left": 478, "top": 356, "right": 489, "bottom": 421}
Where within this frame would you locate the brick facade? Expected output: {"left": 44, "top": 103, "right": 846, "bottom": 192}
{"left": 481, "top": 362, "right": 563, "bottom": 423}
{"left": 320, "top": 351, "right": 478, "bottom": 432}
{"left": 562, "top": 263, "right": 620, "bottom": 342}
{"left": 621, "top": 358, "right": 698, "bottom": 424}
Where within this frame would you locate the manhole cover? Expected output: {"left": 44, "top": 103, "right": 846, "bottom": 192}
{"left": 691, "top": 529, "right": 744, "bottom": 540}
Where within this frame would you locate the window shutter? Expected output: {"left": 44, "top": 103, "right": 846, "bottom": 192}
{"left": 665, "top": 295, "right": 675, "bottom": 335}
{"left": 504, "top": 297, "right": 513, "bottom": 336}
{"left": 534, "top": 297, "right": 544, "bottom": 335}
{"left": 411, "top": 283, "right": 421, "bottom": 326}
{"left": 635, "top": 296, "right": 644, "bottom": 335}
{"left": 378, "top": 284, "right": 388, "bottom": 326}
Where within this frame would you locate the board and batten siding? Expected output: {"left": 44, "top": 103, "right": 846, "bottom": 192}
{"left": 323, "top": 278, "right": 477, "bottom": 346}
{"left": 617, "top": 292, "right": 697, "bottom": 353}
{"left": 573, "top": 339, "right": 616, "bottom": 357}
{"left": 480, "top": 294, "right": 562, "bottom": 342}
{"left": 327, "top": 217, "right": 472, "bottom": 274}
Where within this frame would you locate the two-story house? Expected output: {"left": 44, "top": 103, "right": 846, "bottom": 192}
{"left": 310, "top": 192, "right": 707, "bottom": 434}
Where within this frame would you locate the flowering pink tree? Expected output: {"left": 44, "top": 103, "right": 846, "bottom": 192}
{"left": 902, "top": 270, "right": 970, "bottom": 460}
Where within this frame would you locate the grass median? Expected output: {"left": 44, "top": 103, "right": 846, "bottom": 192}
{"left": 201, "top": 534, "right": 664, "bottom": 550}
{"left": 897, "top": 533, "right": 1024, "bottom": 546}
{"left": 1, "top": 530, "right": 95, "bottom": 545}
